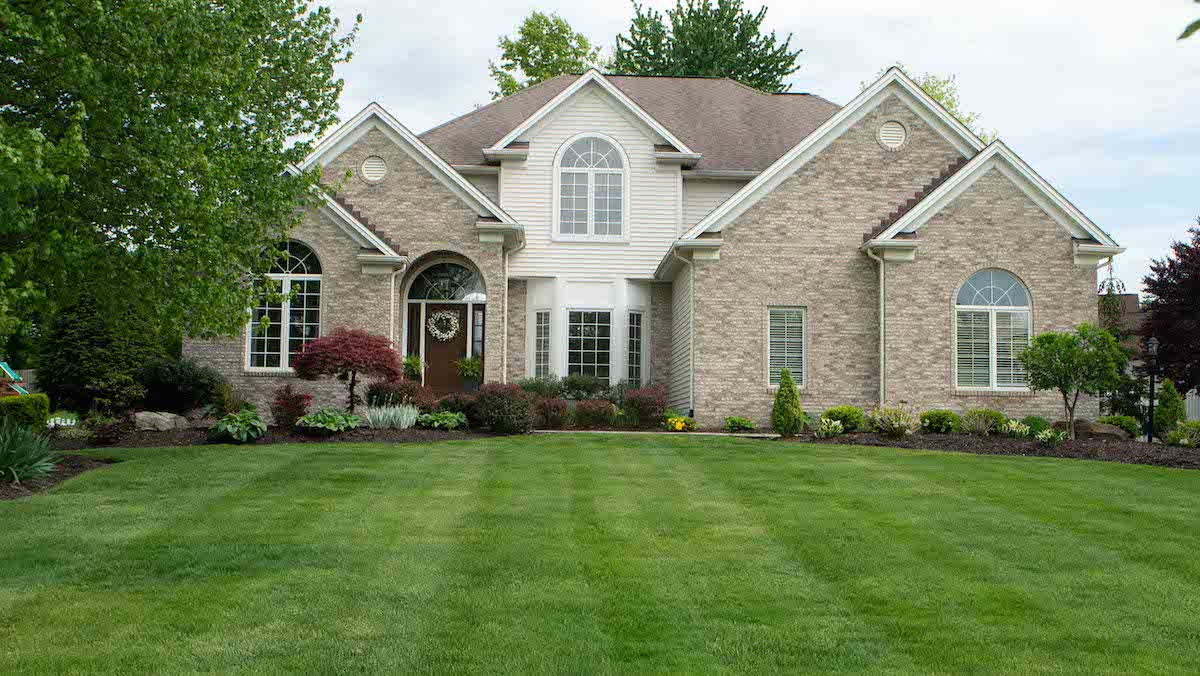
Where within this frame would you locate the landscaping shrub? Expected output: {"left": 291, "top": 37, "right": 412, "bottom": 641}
{"left": 365, "top": 405, "right": 420, "bottom": 430}
{"left": 561, "top": 373, "right": 608, "bottom": 401}
{"left": 1097, "top": 415, "right": 1140, "bottom": 438}
{"left": 210, "top": 382, "right": 248, "bottom": 416}
{"left": 920, "top": 409, "right": 961, "bottom": 434}
{"left": 0, "top": 393, "right": 51, "bottom": 429}
{"left": 770, "top": 368, "right": 805, "bottom": 437}
{"left": 84, "top": 413, "right": 130, "bottom": 446}
{"left": 472, "top": 384, "right": 535, "bottom": 434}
{"left": 138, "top": 358, "right": 225, "bottom": 413}
{"left": 292, "top": 328, "right": 403, "bottom": 413}
{"left": 963, "top": 408, "right": 1007, "bottom": 436}
{"left": 516, "top": 376, "right": 563, "bottom": 399}
{"left": 821, "top": 405, "right": 864, "bottom": 432}
{"left": 623, "top": 385, "right": 666, "bottom": 428}
{"left": 814, "top": 418, "right": 845, "bottom": 439}
{"left": 1036, "top": 428, "right": 1068, "bottom": 448}
{"left": 0, "top": 418, "right": 56, "bottom": 483}
{"left": 208, "top": 407, "right": 267, "bottom": 444}
{"left": 536, "top": 398, "right": 569, "bottom": 429}
{"left": 270, "top": 384, "right": 311, "bottom": 432}
{"left": 1165, "top": 421, "right": 1200, "bottom": 448}
{"left": 869, "top": 406, "right": 920, "bottom": 439}
{"left": 366, "top": 380, "right": 439, "bottom": 411}
{"left": 723, "top": 416, "right": 755, "bottom": 433}
{"left": 437, "top": 392, "right": 478, "bottom": 424}
{"left": 1001, "top": 419, "right": 1031, "bottom": 439}
{"left": 84, "top": 375, "right": 146, "bottom": 415}
{"left": 1021, "top": 416, "right": 1051, "bottom": 435}
{"left": 417, "top": 411, "right": 466, "bottom": 430}
{"left": 573, "top": 399, "right": 615, "bottom": 428}
{"left": 665, "top": 415, "right": 696, "bottom": 432}
{"left": 296, "top": 409, "right": 361, "bottom": 436}
{"left": 1153, "top": 381, "right": 1187, "bottom": 438}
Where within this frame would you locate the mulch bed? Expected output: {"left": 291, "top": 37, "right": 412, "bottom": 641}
{"left": 50, "top": 426, "right": 486, "bottom": 451}
{"left": 784, "top": 431, "right": 1200, "bottom": 470}
{"left": 0, "top": 454, "right": 114, "bottom": 501}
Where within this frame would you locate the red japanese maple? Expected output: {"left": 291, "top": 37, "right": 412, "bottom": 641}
{"left": 292, "top": 328, "right": 402, "bottom": 412}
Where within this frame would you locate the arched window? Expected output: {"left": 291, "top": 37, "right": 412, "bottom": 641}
{"left": 558, "top": 136, "right": 625, "bottom": 239}
{"left": 408, "top": 262, "right": 486, "bottom": 302}
{"left": 955, "top": 270, "right": 1031, "bottom": 389}
{"left": 248, "top": 241, "right": 321, "bottom": 370}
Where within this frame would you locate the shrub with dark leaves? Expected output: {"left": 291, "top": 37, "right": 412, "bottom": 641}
{"left": 292, "top": 328, "right": 403, "bottom": 413}
{"left": 623, "top": 385, "right": 666, "bottom": 428}
{"left": 270, "top": 384, "right": 312, "bottom": 432}
{"left": 472, "top": 384, "right": 535, "bottom": 434}
{"left": 573, "top": 399, "right": 615, "bottom": 428}
{"left": 437, "top": 392, "right": 477, "bottom": 423}
{"left": 138, "top": 358, "right": 226, "bottom": 413}
{"left": 366, "top": 379, "right": 439, "bottom": 411}
{"left": 537, "top": 398, "right": 569, "bottom": 429}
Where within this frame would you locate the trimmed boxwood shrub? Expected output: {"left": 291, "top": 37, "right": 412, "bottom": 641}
{"left": 472, "top": 384, "right": 535, "bottom": 435}
{"left": 516, "top": 376, "right": 563, "bottom": 399}
{"left": 0, "top": 393, "right": 51, "bottom": 429}
{"left": 573, "top": 399, "right": 615, "bottom": 428}
{"left": 623, "top": 385, "right": 666, "bottom": 428}
{"left": 821, "top": 405, "right": 865, "bottom": 432}
{"left": 920, "top": 409, "right": 961, "bottom": 434}
{"left": 1097, "top": 414, "right": 1140, "bottom": 437}
{"left": 1021, "top": 415, "right": 1051, "bottom": 435}
{"left": 138, "top": 358, "right": 225, "bottom": 413}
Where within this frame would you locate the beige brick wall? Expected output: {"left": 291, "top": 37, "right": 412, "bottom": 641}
{"left": 649, "top": 282, "right": 673, "bottom": 388}
{"left": 692, "top": 95, "right": 964, "bottom": 428}
{"left": 884, "top": 167, "right": 1100, "bottom": 420}
{"left": 506, "top": 279, "right": 527, "bottom": 382}
{"left": 185, "top": 127, "right": 509, "bottom": 419}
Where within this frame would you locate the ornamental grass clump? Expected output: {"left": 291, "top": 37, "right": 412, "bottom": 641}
{"left": 0, "top": 418, "right": 56, "bottom": 484}
{"left": 770, "top": 368, "right": 805, "bottom": 437}
{"left": 814, "top": 418, "right": 845, "bottom": 439}
{"left": 365, "top": 405, "right": 420, "bottom": 430}
{"left": 963, "top": 408, "right": 1007, "bottom": 436}
{"left": 868, "top": 406, "right": 920, "bottom": 439}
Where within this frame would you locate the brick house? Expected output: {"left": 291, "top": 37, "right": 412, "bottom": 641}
{"left": 185, "top": 68, "right": 1124, "bottom": 427}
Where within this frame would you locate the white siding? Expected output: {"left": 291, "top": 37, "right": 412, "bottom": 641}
{"left": 466, "top": 174, "right": 499, "bottom": 203}
{"left": 669, "top": 265, "right": 693, "bottom": 412}
{"left": 503, "top": 84, "right": 681, "bottom": 279}
{"left": 682, "top": 179, "right": 747, "bottom": 231}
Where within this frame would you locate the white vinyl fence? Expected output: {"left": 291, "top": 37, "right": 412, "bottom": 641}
{"left": 1188, "top": 390, "right": 1200, "bottom": 421}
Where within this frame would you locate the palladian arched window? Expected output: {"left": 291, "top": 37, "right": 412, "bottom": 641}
{"left": 954, "top": 270, "right": 1031, "bottom": 389}
{"left": 248, "top": 240, "right": 321, "bottom": 370}
{"left": 558, "top": 136, "right": 625, "bottom": 238}
{"left": 408, "top": 262, "right": 486, "bottom": 302}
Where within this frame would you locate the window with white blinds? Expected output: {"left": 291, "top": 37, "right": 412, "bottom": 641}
{"left": 768, "top": 307, "right": 805, "bottom": 386}
{"left": 954, "top": 270, "right": 1031, "bottom": 389}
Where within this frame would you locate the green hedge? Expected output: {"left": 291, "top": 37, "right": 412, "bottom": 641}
{"left": 0, "top": 393, "right": 51, "bottom": 429}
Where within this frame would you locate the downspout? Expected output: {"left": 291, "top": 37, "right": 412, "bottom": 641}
{"left": 672, "top": 247, "right": 696, "bottom": 417}
{"left": 501, "top": 235, "right": 527, "bottom": 384}
{"left": 388, "top": 264, "right": 407, "bottom": 352}
{"left": 865, "top": 247, "right": 886, "bottom": 407}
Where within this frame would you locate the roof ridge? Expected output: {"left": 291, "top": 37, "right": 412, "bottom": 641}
{"left": 419, "top": 73, "right": 578, "bottom": 137}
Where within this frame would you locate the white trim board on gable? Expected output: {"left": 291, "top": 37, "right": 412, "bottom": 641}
{"left": 680, "top": 67, "right": 986, "bottom": 241}
{"left": 300, "top": 103, "right": 520, "bottom": 228}
{"left": 869, "top": 141, "right": 1121, "bottom": 248}
{"left": 282, "top": 164, "right": 401, "bottom": 258}
{"left": 488, "top": 70, "right": 697, "bottom": 158}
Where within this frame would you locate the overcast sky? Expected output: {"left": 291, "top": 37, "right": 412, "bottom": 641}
{"left": 327, "top": 0, "right": 1199, "bottom": 295}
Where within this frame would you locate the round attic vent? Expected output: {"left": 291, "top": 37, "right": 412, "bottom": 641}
{"left": 878, "top": 121, "right": 907, "bottom": 150}
{"left": 361, "top": 156, "right": 387, "bottom": 182}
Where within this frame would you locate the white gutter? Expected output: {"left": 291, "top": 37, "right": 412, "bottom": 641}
{"left": 868, "top": 248, "right": 888, "bottom": 408}
{"left": 671, "top": 249, "right": 696, "bottom": 416}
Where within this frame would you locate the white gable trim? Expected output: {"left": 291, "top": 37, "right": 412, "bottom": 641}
{"left": 300, "top": 103, "right": 520, "bottom": 227}
{"left": 680, "top": 67, "right": 986, "bottom": 240}
{"left": 488, "top": 70, "right": 697, "bottom": 157}
{"left": 869, "top": 141, "right": 1120, "bottom": 247}
{"left": 282, "top": 164, "right": 400, "bottom": 257}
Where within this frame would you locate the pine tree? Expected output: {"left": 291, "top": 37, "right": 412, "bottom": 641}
{"left": 1154, "top": 380, "right": 1187, "bottom": 438}
{"left": 771, "top": 368, "right": 805, "bottom": 436}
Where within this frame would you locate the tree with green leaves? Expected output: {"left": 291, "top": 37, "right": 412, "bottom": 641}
{"left": 1018, "top": 323, "right": 1125, "bottom": 439}
{"left": 770, "top": 368, "right": 805, "bottom": 436}
{"left": 0, "top": 0, "right": 359, "bottom": 346}
{"left": 1182, "top": 1, "right": 1199, "bottom": 40}
{"left": 863, "top": 65, "right": 997, "bottom": 143}
{"left": 489, "top": 12, "right": 604, "bottom": 99}
{"left": 612, "top": 0, "right": 803, "bottom": 93}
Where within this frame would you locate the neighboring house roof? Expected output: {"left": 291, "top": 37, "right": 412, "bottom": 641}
{"left": 1116, "top": 292, "right": 1146, "bottom": 336}
{"left": 419, "top": 72, "right": 841, "bottom": 172}
{"left": 867, "top": 141, "right": 1122, "bottom": 249}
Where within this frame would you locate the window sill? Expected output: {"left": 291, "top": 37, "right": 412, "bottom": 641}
{"left": 243, "top": 368, "right": 297, "bottom": 378}
{"left": 552, "top": 235, "right": 629, "bottom": 245}
{"left": 953, "top": 387, "right": 1034, "bottom": 397}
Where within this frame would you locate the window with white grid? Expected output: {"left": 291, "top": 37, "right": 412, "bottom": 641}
{"left": 557, "top": 137, "right": 624, "bottom": 239}
{"left": 954, "top": 270, "right": 1031, "bottom": 389}
{"left": 627, "top": 311, "right": 643, "bottom": 388}
{"left": 567, "top": 310, "right": 611, "bottom": 383}
{"left": 534, "top": 311, "right": 551, "bottom": 378}
{"left": 768, "top": 307, "right": 805, "bottom": 386}
{"left": 248, "top": 240, "right": 321, "bottom": 370}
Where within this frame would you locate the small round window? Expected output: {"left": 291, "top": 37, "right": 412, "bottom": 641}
{"left": 878, "top": 121, "right": 907, "bottom": 150}
{"left": 361, "top": 156, "right": 387, "bottom": 182}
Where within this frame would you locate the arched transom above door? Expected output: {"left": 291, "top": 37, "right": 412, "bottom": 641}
{"left": 407, "top": 262, "right": 486, "bottom": 302}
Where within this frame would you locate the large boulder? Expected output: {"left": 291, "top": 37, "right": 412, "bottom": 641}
{"left": 1052, "top": 419, "right": 1131, "bottom": 440}
{"left": 134, "top": 411, "right": 190, "bottom": 432}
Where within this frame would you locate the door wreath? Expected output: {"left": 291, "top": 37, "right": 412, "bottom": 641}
{"left": 427, "top": 310, "right": 461, "bottom": 342}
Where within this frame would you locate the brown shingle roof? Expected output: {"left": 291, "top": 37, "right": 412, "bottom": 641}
{"left": 418, "top": 74, "right": 841, "bottom": 173}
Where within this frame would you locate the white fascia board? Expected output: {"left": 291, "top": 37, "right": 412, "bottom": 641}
{"left": 488, "top": 70, "right": 696, "bottom": 156}
{"left": 653, "top": 238, "right": 724, "bottom": 280}
{"left": 316, "top": 194, "right": 400, "bottom": 257}
{"left": 299, "top": 103, "right": 520, "bottom": 227}
{"left": 680, "top": 67, "right": 986, "bottom": 241}
{"left": 873, "top": 141, "right": 1120, "bottom": 247}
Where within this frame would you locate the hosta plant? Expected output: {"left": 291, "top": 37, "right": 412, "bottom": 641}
{"left": 0, "top": 418, "right": 56, "bottom": 484}
{"left": 1036, "top": 429, "right": 1068, "bottom": 448}
{"left": 814, "top": 417, "right": 845, "bottom": 439}
{"left": 1002, "top": 419, "right": 1031, "bottom": 439}
{"left": 208, "top": 406, "right": 267, "bottom": 444}
{"left": 417, "top": 411, "right": 467, "bottom": 430}
{"left": 365, "top": 405, "right": 420, "bottom": 430}
{"left": 295, "top": 409, "right": 361, "bottom": 436}
{"left": 1166, "top": 421, "right": 1200, "bottom": 448}
{"left": 723, "top": 416, "right": 755, "bottom": 432}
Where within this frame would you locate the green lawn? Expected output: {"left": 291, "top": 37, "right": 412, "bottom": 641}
{"left": 2, "top": 435, "right": 1199, "bottom": 674}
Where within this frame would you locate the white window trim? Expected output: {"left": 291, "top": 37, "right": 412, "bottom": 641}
{"left": 952, "top": 304, "right": 1032, "bottom": 392}
{"left": 627, "top": 309, "right": 645, "bottom": 387}
{"left": 244, "top": 272, "right": 323, "bottom": 373}
{"left": 529, "top": 308, "right": 553, "bottom": 379}
{"left": 765, "top": 306, "right": 808, "bottom": 390}
{"left": 551, "top": 133, "right": 631, "bottom": 244}
{"left": 564, "top": 306, "right": 615, "bottom": 383}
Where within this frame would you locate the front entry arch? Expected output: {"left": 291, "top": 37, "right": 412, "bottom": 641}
{"left": 402, "top": 260, "right": 486, "bottom": 392}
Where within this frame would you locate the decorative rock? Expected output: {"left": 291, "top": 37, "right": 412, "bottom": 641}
{"left": 134, "top": 411, "right": 191, "bottom": 432}
{"left": 1052, "top": 419, "right": 1130, "bottom": 440}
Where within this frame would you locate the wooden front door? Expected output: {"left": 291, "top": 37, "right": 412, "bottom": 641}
{"left": 424, "top": 304, "right": 468, "bottom": 393}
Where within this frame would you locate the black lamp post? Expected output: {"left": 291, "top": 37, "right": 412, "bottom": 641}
{"left": 1147, "top": 336, "right": 1160, "bottom": 443}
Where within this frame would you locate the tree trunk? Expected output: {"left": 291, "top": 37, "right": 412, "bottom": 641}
{"left": 347, "top": 370, "right": 358, "bottom": 414}
{"left": 1062, "top": 392, "right": 1075, "bottom": 440}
